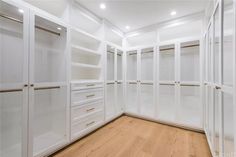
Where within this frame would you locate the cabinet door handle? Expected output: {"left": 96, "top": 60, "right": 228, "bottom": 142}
{"left": 86, "top": 121, "right": 95, "bottom": 126}
{"left": 216, "top": 86, "right": 221, "bottom": 90}
{"left": 86, "top": 84, "right": 95, "bottom": 87}
{"left": 86, "top": 108, "right": 95, "bottom": 112}
{"left": 86, "top": 94, "right": 95, "bottom": 98}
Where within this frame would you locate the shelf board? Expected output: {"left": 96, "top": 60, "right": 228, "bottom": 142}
{"left": 71, "top": 27, "right": 102, "bottom": 44}
{"left": 71, "top": 80, "right": 103, "bottom": 84}
{"left": 71, "top": 45, "right": 101, "bottom": 56}
{"left": 72, "top": 62, "right": 101, "bottom": 69}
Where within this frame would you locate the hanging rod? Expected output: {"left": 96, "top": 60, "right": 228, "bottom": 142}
{"left": 141, "top": 50, "right": 153, "bottom": 54}
{"left": 107, "top": 50, "right": 122, "bottom": 56}
{"left": 34, "top": 86, "right": 60, "bottom": 90}
{"left": 159, "top": 48, "right": 175, "bottom": 52}
{"left": 181, "top": 44, "right": 200, "bottom": 49}
{"left": 159, "top": 83, "right": 175, "bottom": 86}
{"left": 0, "top": 88, "right": 23, "bottom": 93}
{"left": 129, "top": 52, "right": 137, "bottom": 55}
{"left": 141, "top": 82, "right": 153, "bottom": 85}
{"left": 180, "top": 84, "right": 200, "bottom": 87}
{"left": 0, "top": 13, "right": 61, "bottom": 36}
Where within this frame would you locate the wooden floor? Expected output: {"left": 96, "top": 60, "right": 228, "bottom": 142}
{"left": 52, "top": 116, "right": 212, "bottom": 157}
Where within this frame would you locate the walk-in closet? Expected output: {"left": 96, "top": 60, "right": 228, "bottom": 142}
{"left": 0, "top": 0, "right": 235, "bottom": 157}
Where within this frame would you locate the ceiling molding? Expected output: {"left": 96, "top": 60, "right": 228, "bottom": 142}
{"left": 125, "top": 11, "right": 204, "bottom": 37}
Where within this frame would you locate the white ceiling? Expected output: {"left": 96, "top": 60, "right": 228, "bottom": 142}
{"left": 76, "top": 0, "right": 209, "bottom": 32}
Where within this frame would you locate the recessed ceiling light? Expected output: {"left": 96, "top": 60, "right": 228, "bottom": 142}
{"left": 18, "top": 9, "right": 24, "bottom": 13}
{"left": 100, "top": 3, "right": 106, "bottom": 10}
{"left": 57, "top": 27, "right": 62, "bottom": 30}
{"left": 171, "top": 11, "right": 177, "bottom": 16}
{"left": 126, "top": 26, "right": 130, "bottom": 30}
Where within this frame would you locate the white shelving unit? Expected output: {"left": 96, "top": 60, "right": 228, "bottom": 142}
{"left": 70, "top": 27, "right": 103, "bottom": 82}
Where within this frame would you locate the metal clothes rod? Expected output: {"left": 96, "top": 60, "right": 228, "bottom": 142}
{"left": 129, "top": 52, "right": 137, "bottom": 55}
{"left": 159, "top": 48, "right": 175, "bottom": 52}
{"left": 129, "top": 82, "right": 137, "bottom": 84}
{"left": 107, "top": 82, "right": 115, "bottom": 85}
{"left": 0, "top": 13, "right": 61, "bottom": 36}
{"left": 0, "top": 88, "right": 23, "bottom": 93}
{"left": 181, "top": 44, "right": 200, "bottom": 49}
{"left": 180, "top": 84, "right": 200, "bottom": 87}
{"left": 159, "top": 83, "right": 175, "bottom": 86}
{"left": 107, "top": 50, "right": 122, "bottom": 56}
{"left": 141, "top": 83, "right": 153, "bottom": 85}
{"left": 141, "top": 50, "right": 154, "bottom": 54}
{"left": 34, "top": 86, "right": 60, "bottom": 90}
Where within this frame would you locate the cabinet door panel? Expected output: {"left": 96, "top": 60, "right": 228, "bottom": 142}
{"left": 223, "top": 92, "right": 234, "bottom": 156}
{"left": 140, "top": 84, "right": 154, "bottom": 117}
{"left": 33, "top": 86, "right": 67, "bottom": 156}
{"left": 0, "top": 91, "right": 24, "bottom": 157}
{"left": 178, "top": 86, "right": 201, "bottom": 127}
{"left": 158, "top": 85, "right": 176, "bottom": 122}
{"left": 106, "top": 84, "right": 116, "bottom": 119}
{"left": 126, "top": 83, "right": 138, "bottom": 114}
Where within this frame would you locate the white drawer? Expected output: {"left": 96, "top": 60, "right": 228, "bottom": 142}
{"left": 71, "top": 101, "right": 103, "bottom": 122}
{"left": 71, "top": 111, "right": 104, "bottom": 138}
{"left": 71, "top": 89, "right": 103, "bottom": 106}
{"left": 71, "top": 82, "right": 103, "bottom": 91}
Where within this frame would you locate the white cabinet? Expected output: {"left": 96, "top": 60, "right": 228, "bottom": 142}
{"left": 126, "top": 47, "right": 155, "bottom": 118}
{"left": 0, "top": 1, "right": 28, "bottom": 157}
{"left": 0, "top": 1, "right": 69, "bottom": 157}
{"left": 28, "top": 13, "right": 68, "bottom": 157}
{"left": 157, "top": 41, "right": 201, "bottom": 129}
{"left": 70, "top": 82, "right": 104, "bottom": 141}
{"left": 105, "top": 45, "right": 124, "bottom": 120}
{"left": 157, "top": 44, "right": 177, "bottom": 122}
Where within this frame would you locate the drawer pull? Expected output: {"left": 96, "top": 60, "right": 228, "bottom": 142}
{"left": 87, "top": 84, "right": 95, "bottom": 87}
{"left": 86, "top": 108, "right": 95, "bottom": 112}
{"left": 86, "top": 94, "right": 95, "bottom": 98}
{"left": 86, "top": 121, "right": 95, "bottom": 126}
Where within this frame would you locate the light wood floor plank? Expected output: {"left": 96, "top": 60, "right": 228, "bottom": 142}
{"left": 52, "top": 116, "right": 212, "bottom": 157}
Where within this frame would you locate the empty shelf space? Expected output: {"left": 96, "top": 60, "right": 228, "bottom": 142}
{"left": 71, "top": 45, "right": 101, "bottom": 56}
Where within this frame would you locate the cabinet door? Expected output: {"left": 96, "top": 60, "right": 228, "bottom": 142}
{"left": 116, "top": 49, "right": 124, "bottom": 113}
{"left": 178, "top": 40, "right": 201, "bottom": 128}
{"left": 31, "top": 15, "right": 67, "bottom": 84}
{"left": 107, "top": 45, "right": 115, "bottom": 81}
{"left": 157, "top": 44, "right": 176, "bottom": 122}
{"left": 126, "top": 50, "right": 138, "bottom": 114}
{"left": 32, "top": 86, "right": 67, "bottom": 157}
{"left": 106, "top": 83, "right": 116, "bottom": 120}
{"left": 0, "top": 2, "right": 28, "bottom": 157}
{"left": 140, "top": 47, "right": 155, "bottom": 117}
{"left": 29, "top": 13, "right": 68, "bottom": 157}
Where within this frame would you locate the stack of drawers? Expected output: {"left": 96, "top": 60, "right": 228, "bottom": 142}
{"left": 70, "top": 82, "right": 104, "bottom": 141}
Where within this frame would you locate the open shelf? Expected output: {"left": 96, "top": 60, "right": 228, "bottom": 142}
{"left": 72, "top": 62, "right": 101, "bottom": 69}
{"left": 71, "top": 45, "right": 101, "bottom": 56}
{"left": 71, "top": 27, "right": 102, "bottom": 51}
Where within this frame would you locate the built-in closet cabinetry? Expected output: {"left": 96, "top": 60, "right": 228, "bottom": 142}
{"left": 204, "top": 1, "right": 235, "bottom": 156}
{"left": 29, "top": 13, "right": 68, "bottom": 157}
{"left": 105, "top": 44, "right": 124, "bottom": 120}
{"left": 157, "top": 40, "right": 201, "bottom": 129}
{"left": 0, "top": 1, "right": 69, "bottom": 157}
{"left": 0, "top": 1, "right": 28, "bottom": 157}
{"left": 69, "top": 26, "right": 104, "bottom": 141}
{"left": 126, "top": 46, "right": 156, "bottom": 118}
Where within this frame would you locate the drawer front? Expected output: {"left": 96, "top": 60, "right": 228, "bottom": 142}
{"left": 71, "top": 89, "right": 103, "bottom": 106}
{"left": 71, "top": 101, "right": 104, "bottom": 122}
{"left": 71, "top": 111, "right": 104, "bottom": 138}
{"left": 71, "top": 82, "right": 103, "bottom": 91}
